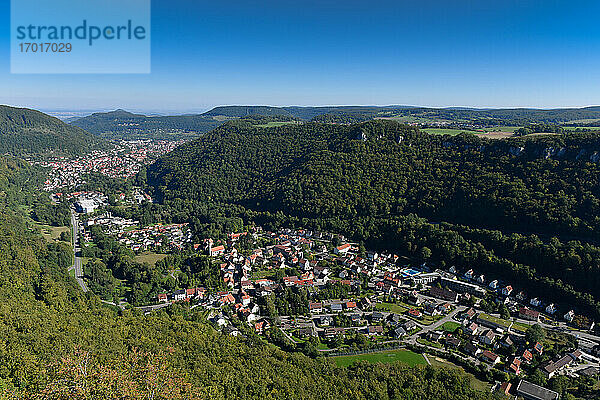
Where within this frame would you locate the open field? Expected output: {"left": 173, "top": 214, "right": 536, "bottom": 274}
{"left": 427, "top": 356, "right": 491, "bottom": 392}
{"left": 256, "top": 121, "right": 301, "bottom": 128}
{"left": 333, "top": 349, "right": 426, "bottom": 367}
{"left": 422, "top": 128, "right": 471, "bottom": 136}
{"left": 441, "top": 321, "right": 461, "bottom": 333}
{"left": 376, "top": 302, "right": 409, "bottom": 314}
{"left": 134, "top": 252, "right": 168, "bottom": 266}
{"left": 37, "top": 224, "right": 70, "bottom": 242}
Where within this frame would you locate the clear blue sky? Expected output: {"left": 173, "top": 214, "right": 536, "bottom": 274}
{"left": 1, "top": 0, "right": 599, "bottom": 113}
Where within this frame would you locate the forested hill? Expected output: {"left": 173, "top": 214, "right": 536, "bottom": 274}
{"left": 147, "top": 119, "right": 600, "bottom": 238}
{"left": 146, "top": 119, "right": 600, "bottom": 319}
{"left": 70, "top": 109, "right": 224, "bottom": 139}
{"left": 0, "top": 157, "right": 496, "bottom": 399}
{"left": 0, "top": 105, "right": 103, "bottom": 156}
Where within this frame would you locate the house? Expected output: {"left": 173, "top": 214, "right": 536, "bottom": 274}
{"left": 428, "top": 331, "right": 444, "bottom": 342}
{"left": 464, "top": 269, "right": 474, "bottom": 279}
{"left": 507, "top": 357, "right": 522, "bottom": 375}
{"left": 319, "top": 315, "right": 333, "bottom": 326}
{"left": 541, "top": 351, "right": 581, "bottom": 378}
{"left": 463, "top": 342, "right": 481, "bottom": 356}
{"left": 522, "top": 350, "right": 533, "bottom": 363}
{"left": 407, "top": 292, "right": 423, "bottom": 306}
{"left": 545, "top": 303, "right": 557, "bottom": 315}
{"left": 334, "top": 243, "right": 352, "bottom": 255}
{"left": 438, "top": 302, "right": 452, "bottom": 314}
{"left": 157, "top": 293, "right": 168, "bottom": 303}
{"left": 497, "top": 382, "right": 512, "bottom": 397}
{"left": 254, "top": 320, "right": 271, "bottom": 334}
{"left": 387, "top": 313, "right": 402, "bottom": 327}
{"left": 173, "top": 289, "right": 186, "bottom": 302}
{"left": 424, "top": 302, "right": 441, "bottom": 316}
{"left": 210, "top": 245, "right": 226, "bottom": 257}
{"left": 500, "top": 335, "right": 514, "bottom": 349}
{"left": 533, "top": 342, "right": 544, "bottom": 355}
{"left": 407, "top": 309, "right": 422, "bottom": 318}
{"left": 360, "top": 297, "right": 374, "bottom": 310}
{"left": 429, "top": 286, "right": 458, "bottom": 302}
{"left": 501, "top": 285, "right": 513, "bottom": 297}
{"left": 350, "top": 314, "right": 361, "bottom": 323}
{"left": 324, "top": 327, "right": 345, "bottom": 338}
{"left": 476, "top": 274, "right": 485, "bottom": 284}
{"left": 489, "top": 280, "right": 499, "bottom": 290}
{"left": 367, "top": 325, "right": 384, "bottom": 336}
{"left": 519, "top": 307, "right": 540, "bottom": 322}
{"left": 371, "top": 311, "right": 384, "bottom": 323}
{"left": 345, "top": 301, "right": 357, "bottom": 311}
{"left": 449, "top": 266, "right": 457, "bottom": 274}
{"left": 516, "top": 380, "right": 559, "bottom": 400}
{"left": 394, "top": 326, "right": 407, "bottom": 338}
{"left": 241, "top": 294, "right": 251, "bottom": 306}
{"left": 530, "top": 298, "right": 542, "bottom": 307}
{"left": 402, "top": 320, "right": 418, "bottom": 332}
{"left": 465, "top": 322, "right": 479, "bottom": 336}
{"left": 463, "top": 307, "right": 476, "bottom": 320}
{"left": 446, "top": 336, "right": 461, "bottom": 349}
{"left": 330, "top": 302, "right": 343, "bottom": 313}
{"left": 479, "top": 329, "right": 496, "bottom": 345}
{"left": 564, "top": 310, "right": 575, "bottom": 322}
{"left": 481, "top": 350, "right": 500, "bottom": 365}
{"left": 309, "top": 302, "right": 323, "bottom": 314}
{"left": 516, "top": 291, "right": 527, "bottom": 301}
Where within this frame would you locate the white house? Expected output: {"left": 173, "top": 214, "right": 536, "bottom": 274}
{"left": 546, "top": 303, "right": 557, "bottom": 315}
{"left": 564, "top": 310, "right": 575, "bottom": 322}
{"left": 464, "top": 269, "right": 474, "bottom": 279}
{"left": 476, "top": 275, "right": 485, "bottom": 284}
{"left": 530, "top": 298, "right": 542, "bottom": 307}
{"left": 489, "top": 280, "right": 498, "bottom": 290}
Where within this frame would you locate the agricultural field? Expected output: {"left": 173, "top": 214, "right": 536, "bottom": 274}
{"left": 332, "top": 349, "right": 427, "bottom": 367}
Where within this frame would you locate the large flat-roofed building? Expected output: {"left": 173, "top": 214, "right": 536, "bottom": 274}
{"left": 75, "top": 199, "right": 98, "bottom": 214}
{"left": 440, "top": 277, "right": 487, "bottom": 297}
{"left": 516, "top": 380, "right": 559, "bottom": 400}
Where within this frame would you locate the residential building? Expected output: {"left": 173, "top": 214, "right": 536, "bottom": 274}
{"left": 516, "top": 380, "right": 559, "bottom": 400}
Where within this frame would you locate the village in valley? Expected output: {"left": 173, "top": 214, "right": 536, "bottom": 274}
{"left": 37, "top": 142, "right": 600, "bottom": 400}
{"left": 136, "top": 225, "right": 598, "bottom": 400}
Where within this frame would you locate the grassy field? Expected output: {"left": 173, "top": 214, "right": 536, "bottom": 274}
{"left": 37, "top": 224, "right": 70, "bottom": 242}
{"left": 441, "top": 321, "right": 461, "bottom": 333}
{"left": 375, "top": 302, "right": 409, "bottom": 314}
{"left": 427, "top": 356, "right": 490, "bottom": 392}
{"left": 134, "top": 252, "right": 168, "bottom": 266}
{"left": 256, "top": 121, "right": 301, "bottom": 128}
{"left": 333, "top": 349, "right": 426, "bottom": 367}
{"left": 421, "top": 128, "right": 471, "bottom": 136}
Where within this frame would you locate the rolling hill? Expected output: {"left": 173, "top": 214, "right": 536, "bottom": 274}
{"left": 0, "top": 105, "right": 103, "bottom": 157}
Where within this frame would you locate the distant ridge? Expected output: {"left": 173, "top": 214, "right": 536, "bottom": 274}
{"left": 0, "top": 105, "right": 103, "bottom": 156}
{"left": 69, "top": 104, "right": 600, "bottom": 139}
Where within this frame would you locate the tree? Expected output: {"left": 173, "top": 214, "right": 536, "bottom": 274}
{"left": 525, "top": 324, "right": 546, "bottom": 344}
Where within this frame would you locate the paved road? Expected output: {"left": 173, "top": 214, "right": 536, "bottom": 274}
{"left": 70, "top": 210, "right": 88, "bottom": 292}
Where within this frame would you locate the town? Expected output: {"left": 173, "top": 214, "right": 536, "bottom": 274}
{"left": 34, "top": 139, "right": 185, "bottom": 191}
{"left": 138, "top": 226, "right": 600, "bottom": 400}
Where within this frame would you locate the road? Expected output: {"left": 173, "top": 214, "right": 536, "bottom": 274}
{"left": 69, "top": 209, "right": 88, "bottom": 292}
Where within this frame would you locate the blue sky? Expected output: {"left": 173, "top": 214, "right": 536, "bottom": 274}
{"left": 1, "top": 0, "right": 599, "bottom": 113}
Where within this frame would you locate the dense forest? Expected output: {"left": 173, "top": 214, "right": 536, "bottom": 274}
{"left": 0, "top": 106, "right": 103, "bottom": 156}
{"left": 70, "top": 109, "right": 224, "bottom": 139}
{"left": 0, "top": 156, "right": 499, "bottom": 399}
{"left": 145, "top": 119, "right": 600, "bottom": 318}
